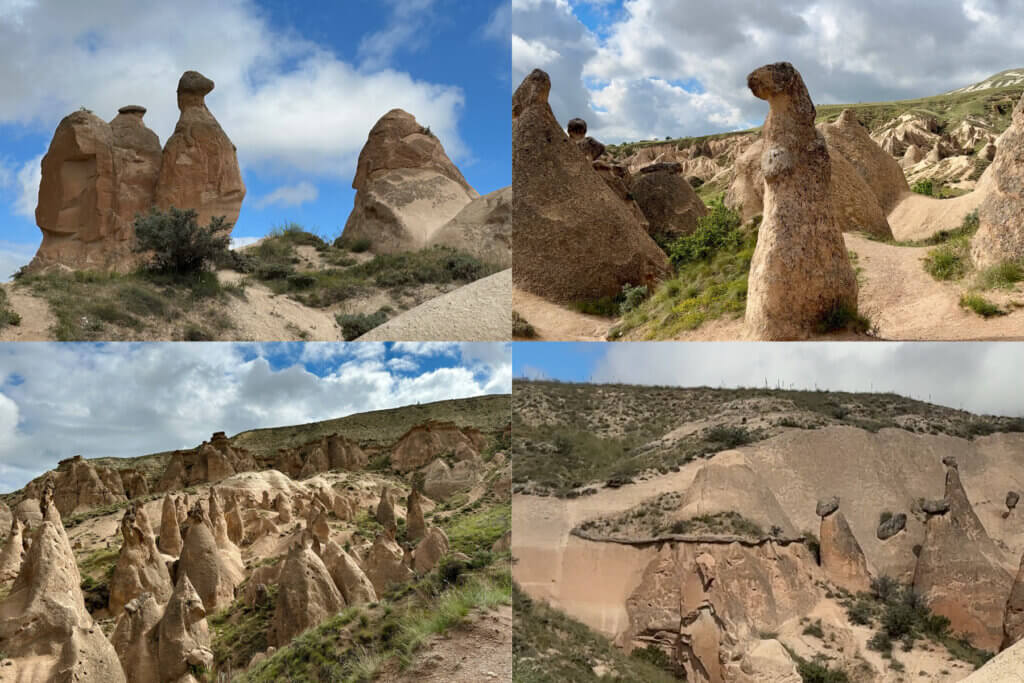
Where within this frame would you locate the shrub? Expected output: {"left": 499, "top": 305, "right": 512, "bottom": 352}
{"left": 871, "top": 575, "right": 900, "bottom": 603}
{"left": 911, "top": 178, "right": 934, "bottom": 197}
{"left": 512, "top": 311, "right": 537, "bottom": 338}
{"left": 975, "top": 260, "right": 1024, "bottom": 290}
{"left": 335, "top": 236, "right": 372, "bottom": 253}
{"left": 337, "top": 309, "right": 389, "bottom": 340}
{"left": 619, "top": 283, "right": 648, "bottom": 314}
{"left": 803, "top": 619, "right": 825, "bottom": 638}
{"left": 816, "top": 302, "right": 871, "bottom": 334}
{"left": 133, "top": 207, "right": 231, "bottom": 273}
{"left": 924, "top": 237, "right": 971, "bottom": 280}
{"left": 846, "top": 598, "right": 874, "bottom": 626}
{"left": 868, "top": 630, "right": 893, "bottom": 654}
{"left": 0, "top": 288, "right": 21, "bottom": 329}
{"left": 959, "top": 293, "right": 1004, "bottom": 317}
{"left": 667, "top": 197, "right": 744, "bottom": 266}
{"left": 704, "top": 424, "right": 754, "bottom": 448}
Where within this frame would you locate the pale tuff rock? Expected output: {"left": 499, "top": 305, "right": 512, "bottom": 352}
{"left": 406, "top": 488, "right": 426, "bottom": 542}
{"left": 738, "top": 639, "right": 801, "bottom": 683}
{"left": 109, "top": 104, "right": 163, "bottom": 244}
{"left": 156, "top": 435, "right": 256, "bottom": 491}
{"left": 426, "top": 186, "right": 513, "bottom": 269}
{"left": 902, "top": 144, "right": 925, "bottom": 166}
{"left": 177, "top": 502, "right": 241, "bottom": 613}
{"left": 363, "top": 533, "right": 414, "bottom": 595}
{"left": 390, "top": 420, "right": 485, "bottom": 473}
{"left": 628, "top": 162, "right": 708, "bottom": 239}
{"left": 724, "top": 138, "right": 767, "bottom": 222}
{"left": 342, "top": 109, "right": 477, "bottom": 253}
{"left": 819, "top": 109, "right": 909, "bottom": 214}
{"left": 0, "top": 519, "right": 24, "bottom": 582}
{"left": 819, "top": 504, "right": 872, "bottom": 594}
{"left": 225, "top": 497, "right": 244, "bottom": 545}
{"left": 414, "top": 527, "right": 450, "bottom": 573}
{"left": 512, "top": 69, "right": 670, "bottom": 303}
{"left": 155, "top": 71, "right": 245, "bottom": 232}
{"left": 274, "top": 493, "right": 293, "bottom": 524}
{"left": 111, "top": 593, "right": 163, "bottom": 683}
{"left": 307, "top": 502, "right": 331, "bottom": 546}
{"left": 278, "top": 434, "right": 368, "bottom": 479}
{"left": 0, "top": 482, "right": 126, "bottom": 682}
{"left": 743, "top": 62, "right": 858, "bottom": 340}
{"left": 375, "top": 485, "right": 398, "bottom": 533}
{"left": 422, "top": 457, "right": 484, "bottom": 501}
{"left": 322, "top": 541, "right": 377, "bottom": 606}
{"left": 972, "top": 92, "right": 1024, "bottom": 267}
{"left": 271, "top": 540, "right": 345, "bottom": 647}
{"left": 22, "top": 454, "right": 128, "bottom": 518}
{"left": 676, "top": 603, "right": 726, "bottom": 683}
{"left": 109, "top": 505, "right": 173, "bottom": 616}
{"left": 1003, "top": 550, "right": 1024, "bottom": 649}
{"left": 871, "top": 112, "right": 940, "bottom": 157}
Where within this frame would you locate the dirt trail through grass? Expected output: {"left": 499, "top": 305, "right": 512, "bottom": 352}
{"left": 0, "top": 284, "right": 53, "bottom": 341}
{"left": 512, "top": 288, "right": 611, "bottom": 341}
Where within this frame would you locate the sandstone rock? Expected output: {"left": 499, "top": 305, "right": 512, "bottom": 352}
{"left": 902, "top": 144, "right": 925, "bottom": 166}
{"left": 427, "top": 186, "right": 512, "bottom": 268}
{"left": 0, "top": 518, "right": 24, "bottom": 582}
{"left": 743, "top": 62, "right": 858, "bottom": 340}
{"left": 156, "top": 437, "right": 256, "bottom": 491}
{"left": 158, "top": 572, "right": 214, "bottom": 682}
{"left": 111, "top": 592, "right": 163, "bottom": 683}
{"left": 110, "top": 104, "right": 163, "bottom": 239}
{"left": 676, "top": 604, "right": 725, "bottom": 683}
{"left": 414, "top": 527, "right": 450, "bottom": 573}
{"left": 155, "top": 71, "right": 245, "bottom": 232}
{"left": 363, "top": 533, "right": 414, "bottom": 595}
{"left": 327, "top": 434, "right": 368, "bottom": 471}
{"left": 274, "top": 493, "right": 293, "bottom": 524}
{"left": 826, "top": 150, "right": 894, "bottom": 240}
{"left": 819, "top": 109, "right": 909, "bottom": 213}
{"left": 576, "top": 136, "right": 606, "bottom": 161}
{"left": 406, "top": 488, "right": 426, "bottom": 542}
{"left": 0, "top": 482, "right": 126, "bottom": 682}
{"left": 307, "top": 502, "right": 331, "bottom": 546}
{"left": 342, "top": 109, "right": 477, "bottom": 253}
{"left": 628, "top": 162, "right": 708, "bottom": 239}
{"left": 876, "top": 513, "right": 907, "bottom": 540}
{"left": 725, "top": 139, "right": 766, "bottom": 221}
{"left": 819, "top": 507, "right": 872, "bottom": 594}
{"left": 1003, "top": 550, "right": 1024, "bottom": 649}
{"left": 240, "top": 564, "right": 281, "bottom": 608}
{"left": 177, "top": 502, "right": 241, "bottom": 613}
{"left": 120, "top": 469, "right": 149, "bottom": 500}
{"left": 375, "top": 486, "right": 398, "bottom": 533}
{"left": 815, "top": 496, "right": 839, "bottom": 518}
{"left": 22, "top": 454, "right": 128, "bottom": 518}
{"left": 739, "top": 639, "right": 800, "bottom": 682}
{"left": 972, "top": 93, "right": 1024, "bottom": 267}
{"left": 512, "top": 69, "right": 669, "bottom": 303}
{"left": 109, "top": 505, "right": 173, "bottom": 616}
{"left": 390, "top": 421, "right": 484, "bottom": 473}
{"left": 322, "top": 541, "right": 377, "bottom": 606}
{"left": 422, "top": 457, "right": 483, "bottom": 501}
{"left": 158, "top": 494, "right": 183, "bottom": 557}
{"left": 272, "top": 540, "right": 345, "bottom": 647}
{"left": 980, "top": 141, "right": 997, "bottom": 162}
{"left": 871, "top": 112, "right": 940, "bottom": 157}
{"left": 225, "top": 498, "right": 244, "bottom": 545}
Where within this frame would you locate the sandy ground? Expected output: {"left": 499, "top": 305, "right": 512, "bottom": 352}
{"left": 0, "top": 285, "right": 54, "bottom": 341}
{"left": 964, "top": 638, "right": 1024, "bottom": 682}
{"left": 512, "top": 288, "right": 612, "bottom": 341}
{"left": 887, "top": 187, "right": 987, "bottom": 242}
{"left": 358, "top": 269, "right": 511, "bottom": 341}
{"left": 378, "top": 606, "right": 512, "bottom": 682}
{"left": 217, "top": 270, "right": 342, "bottom": 341}
{"left": 846, "top": 234, "right": 1024, "bottom": 340}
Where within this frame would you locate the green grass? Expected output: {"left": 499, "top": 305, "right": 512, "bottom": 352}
{"left": 440, "top": 502, "right": 511, "bottom": 555}
{"left": 959, "top": 292, "right": 1005, "bottom": 317}
{"left": 815, "top": 302, "right": 872, "bottom": 335}
{"left": 924, "top": 237, "right": 972, "bottom": 280}
{"left": 209, "top": 585, "right": 279, "bottom": 674}
{"left": 974, "top": 260, "right": 1024, "bottom": 290}
{"left": 337, "top": 308, "right": 391, "bottom": 340}
{"left": 0, "top": 287, "right": 21, "bottom": 329}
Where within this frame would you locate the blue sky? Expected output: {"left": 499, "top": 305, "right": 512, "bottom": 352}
{"left": 514, "top": 342, "right": 1024, "bottom": 417}
{"left": 0, "top": 341, "right": 511, "bottom": 492}
{"left": 0, "top": 0, "right": 510, "bottom": 278}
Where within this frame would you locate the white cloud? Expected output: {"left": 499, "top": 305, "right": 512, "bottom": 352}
{"left": 12, "top": 154, "right": 40, "bottom": 218}
{"left": 253, "top": 181, "right": 319, "bottom": 209}
{"left": 0, "top": 0, "right": 470, "bottom": 196}
{"left": 0, "top": 341, "right": 510, "bottom": 492}
{"left": 229, "top": 236, "right": 261, "bottom": 250}
{"left": 484, "top": 2, "right": 511, "bottom": 41}
{"left": 357, "top": 0, "right": 438, "bottom": 71}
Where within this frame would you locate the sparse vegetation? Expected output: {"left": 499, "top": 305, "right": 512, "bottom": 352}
{"left": 512, "top": 310, "right": 537, "bottom": 338}
{"left": 816, "top": 302, "right": 872, "bottom": 335}
{"left": 337, "top": 308, "right": 391, "bottom": 340}
{"left": 134, "top": 207, "right": 232, "bottom": 274}
{"left": 210, "top": 585, "right": 279, "bottom": 673}
{"left": 960, "top": 292, "right": 1005, "bottom": 317}
{"left": 0, "top": 288, "right": 21, "bottom": 329}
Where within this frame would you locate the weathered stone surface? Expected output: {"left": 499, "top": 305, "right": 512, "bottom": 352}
{"left": 427, "top": 186, "right": 512, "bottom": 268}
{"left": 422, "top": 457, "right": 484, "bottom": 501}
{"left": 322, "top": 541, "right": 377, "bottom": 606}
{"left": 1008, "top": 491, "right": 1021, "bottom": 510}
{"left": 920, "top": 498, "right": 950, "bottom": 515}
{"left": 876, "top": 513, "right": 907, "bottom": 540}
{"left": 390, "top": 420, "right": 485, "bottom": 473}
{"left": 743, "top": 62, "right": 858, "bottom": 340}
{"left": 22, "top": 454, "right": 128, "bottom": 518}
{"left": 158, "top": 494, "right": 183, "bottom": 557}
{"left": 155, "top": 71, "right": 245, "bottom": 232}
{"left": 177, "top": 502, "right": 241, "bottom": 613}
{"left": 342, "top": 109, "right": 477, "bottom": 253}
{"left": 375, "top": 485, "right": 398, "bottom": 533}
{"left": 512, "top": 69, "right": 669, "bottom": 303}
{"left": 1003, "top": 550, "right": 1024, "bottom": 649}
{"left": 363, "top": 533, "right": 414, "bottom": 595}
{"left": 819, "top": 508, "right": 872, "bottom": 594}
{"left": 628, "top": 162, "right": 708, "bottom": 239}
{"left": 972, "top": 93, "right": 1024, "bottom": 267}
{"left": 815, "top": 496, "right": 839, "bottom": 518}
{"left": 414, "top": 527, "right": 450, "bottom": 573}
{"left": 406, "top": 488, "right": 426, "bottom": 542}
{"left": 271, "top": 541, "right": 345, "bottom": 647}
{"left": 111, "top": 592, "right": 163, "bottom": 683}
{"left": 156, "top": 435, "right": 256, "bottom": 491}
{"left": 819, "top": 109, "right": 909, "bottom": 213}
{"left": 157, "top": 573, "right": 214, "bottom": 683}
{"left": 739, "top": 639, "right": 801, "bottom": 682}
{"left": 0, "top": 518, "right": 24, "bottom": 583}
{"left": 110, "top": 105, "right": 163, "bottom": 237}
{"left": 109, "top": 505, "right": 173, "bottom": 616}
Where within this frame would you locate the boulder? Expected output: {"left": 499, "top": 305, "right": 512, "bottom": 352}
{"left": 819, "top": 507, "right": 872, "bottom": 594}
{"left": 406, "top": 488, "right": 426, "bottom": 542}
{"left": 980, "top": 141, "right": 998, "bottom": 162}
{"left": 307, "top": 503, "right": 331, "bottom": 546}
{"left": 363, "top": 533, "right": 414, "bottom": 595}
{"left": 876, "top": 513, "right": 907, "bottom": 540}
{"left": 743, "top": 62, "right": 858, "bottom": 340}
{"left": 414, "top": 527, "right": 450, "bottom": 573}
{"left": 0, "top": 518, "right": 24, "bottom": 582}
{"left": 512, "top": 69, "right": 670, "bottom": 303}
{"left": 628, "top": 162, "right": 708, "bottom": 239}
{"left": 342, "top": 109, "right": 477, "bottom": 253}
{"left": 155, "top": 71, "right": 245, "bottom": 233}
{"left": 426, "top": 186, "right": 512, "bottom": 268}
{"left": 109, "top": 505, "right": 173, "bottom": 616}
{"left": 158, "top": 494, "right": 183, "bottom": 557}
{"left": 322, "top": 541, "right": 377, "bottom": 606}
{"left": 271, "top": 541, "right": 345, "bottom": 647}
{"left": 972, "top": 92, "right": 1024, "bottom": 267}
{"left": 815, "top": 497, "right": 839, "bottom": 518}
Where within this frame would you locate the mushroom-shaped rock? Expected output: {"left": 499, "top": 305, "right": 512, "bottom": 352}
{"left": 158, "top": 493, "right": 184, "bottom": 557}
{"left": 110, "top": 104, "right": 163, "bottom": 241}
{"left": 414, "top": 527, "right": 450, "bottom": 573}
{"left": 322, "top": 541, "right": 377, "bottom": 606}
{"left": 819, "top": 506, "right": 872, "bottom": 593}
{"left": 271, "top": 541, "right": 346, "bottom": 647}
{"left": 743, "top": 63, "right": 858, "bottom": 340}
{"left": 628, "top": 162, "right": 708, "bottom": 239}
{"left": 158, "top": 573, "right": 214, "bottom": 682}
{"left": 512, "top": 68, "right": 669, "bottom": 304}
{"left": 109, "top": 505, "right": 173, "bottom": 616}
{"left": 155, "top": 70, "right": 245, "bottom": 233}
{"left": 375, "top": 485, "right": 398, "bottom": 533}
{"left": 406, "top": 488, "right": 426, "bottom": 542}
{"left": 177, "top": 502, "right": 241, "bottom": 613}
{"left": 363, "top": 533, "right": 414, "bottom": 595}
{"left": 972, "top": 92, "right": 1024, "bottom": 267}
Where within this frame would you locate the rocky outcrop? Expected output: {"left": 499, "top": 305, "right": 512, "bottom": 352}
{"left": 426, "top": 186, "right": 512, "bottom": 268}
{"left": 414, "top": 527, "right": 450, "bottom": 573}
{"left": 0, "top": 518, "right": 24, "bottom": 582}
{"left": 156, "top": 434, "right": 256, "bottom": 491}
{"left": 0, "top": 482, "right": 126, "bottom": 682}
{"left": 817, "top": 500, "right": 872, "bottom": 593}
{"left": 565, "top": 117, "right": 606, "bottom": 160}
{"left": 422, "top": 457, "right": 483, "bottom": 501}
{"left": 406, "top": 488, "right": 426, "bottom": 542}
{"left": 322, "top": 541, "right": 377, "bottom": 606}
{"left": 628, "top": 162, "right": 708, "bottom": 239}
{"left": 111, "top": 593, "right": 163, "bottom": 683}
{"left": 743, "top": 62, "right": 858, "bottom": 340}
{"left": 177, "top": 502, "right": 241, "bottom": 613}
{"left": 271, "top": 540, "right": 346, "bottom": 647}
{"left": 342, "top": 109, "right": 477, "bottom": 253}
{"left": 512, "top": 69, "right": 669, "bottom": 303}
{"left": 390, "top": 420, "right": 485, "bottom": 473}
{"left": 278, "top": 434, "right": 368, "bottom": 479}
{"left": 225, "top": 497, "right": 244, "bottom": 545}
{"left": 876, "top": 512, "right": 907, "bottom": 540}
{"left": 155, "top": 71, "right": 245, "bottom": 232}
{"left": 1003, "top": 550, "right": 1024, "bottom": 649}
{"left": 972, "top": 92, "right": 1024, "bottom": 267}
{"left": 912, "top": 462, "right": 1012, "bottom": 651}
{"left": 22, "top": 454, "right": 128, "bottom": 518}
{"left": 363, "top": 533, "right": 414, "bottom": 595}
{"left": 739, "top": 639, "right": 800, "bottom": 682}
{"left": 819, "top": 109, "right": 909, "bottom": 213}
{"left": 109, "top": 505, "right": 173, "bottom": 616}
{"left": 158, "top": 494, "right": 183, "bottom": 557}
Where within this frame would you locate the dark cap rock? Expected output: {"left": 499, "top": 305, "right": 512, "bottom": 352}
{"left": 178, "top": 70, "right": 215, "bottom": 96}
{"left": 816, "top": 496, "right": 839, "bottom": 518}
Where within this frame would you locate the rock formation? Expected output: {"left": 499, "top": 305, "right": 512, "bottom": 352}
{"left": 901, "top": 144, "right": 925, "bottom": 167}
{"left": 158, "top": 494, "right": 183, "bottom": 557}
{"left": 817, "top": 498, "right": 872, "bottom": 593}
{"left": 743, "top": 62, "right": 858, "bottom": 340}
{"left": 0, "top": 482, "right": 126, "bottom": 682}
{"left": 307, "top": 502, "right": 331, "bottom": 546}
{"left": 1003, "top": 550, "right": 1024, "bottom": 649}
{"left": 390, "top": 420, "right": 485, "bottom": 473}
{"left": 111, "top": 593, "right": 163, "bottom": 683}
{"left": 342, "top": 109, "right": 478, "bottom": 253}
{"left": 565, "top": 117, "right": 606, "bottom": 159}
{"left": 414, "top": 526, "right": 450, "bottom": 573}
{"left": 512, "top": 69, "right": 669, "bottom": 303}
{"left": 177, "top": 502, "right": 241, "bottom": 613}
{"left": 876, "top": 512, "right": 907, "bottom": 540}
{"left": 972, "top": 92, "right": 1024, "bottom": 267}
{"left": 156, "top": 434, "right": 256, "bottom": 491}
{"left": 225, "top": 497, "right": 244, "bottom": 545}
{"left": 155, "top": 71, "right": 245, "bottom": 231}
{"left": 278, "top": 433, "right": 368, "bottom": 479}
{"left": 375, "top": 485, "right": 398, "bottom": 533}
{"left": 819, "top": 109, "right": 909, "bottom": 213}
{"left": 406, "top": 488, "right": 426, "bottom": 542}
{"left": 109, "top": 505, "right": 173, "bottom": 616}
{"left": 422, "top": 457, "right": 483, "bottom": 501}
{"left": 22, "top": 454, "right": 128, "bottom": 518}
{"left": 271, "top": 540, "right": 346, "bottom": 647}
{"left": 322, "top": 541, "right": 377, "bottom": 606}
{"left": 363, "top": 533, "right": 414, "bottom": 595}
{"left": 628, "top": 162, "right": 708, "bottom": 239}
{"left": 0, "top": 518, "right": 24, "bottom": 582}
{"left": 274, "top": 493, "right": 293, "bottom": 524}
{"left": 426, "top": 186, "right": 513, "bottom": 268}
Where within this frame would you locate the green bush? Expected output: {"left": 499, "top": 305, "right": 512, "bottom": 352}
{"left": 619, "top": 283, "right": 648, "bottom": 315}
{"left": 335, "top": 236, "right": 372, "bottom": 253}
{"left": 975, "top": 260, "right": 1024, "bottom": 290}
{"left": 667, "top": 197, "right": 744, "bottom": 266}
{"left": 337, "top": 308, "right": 389, "bottom": 340}
{"left": 133, "top": 207, "right": 231, "bottom": 273}
{"left": 704, "top": 424, "right": 754, "bottom": 448}
{"left": 960, "top": 293, "right": 1004, "bottom": 317}
{"left": 816, "top": 302, "right": 871, "bottom": 334}
{"left": 512, "top": 311, "right": 537, "bottom": 338}
{"left": 911, "top": 178, "right": 934, "bottom": 197}
{"left": 0, "top": 288, "right": 21, "bottom": 329}
{"left": 924, "top": 237, "right": 971, "bottom": 280}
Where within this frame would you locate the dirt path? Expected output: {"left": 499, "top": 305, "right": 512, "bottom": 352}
{"left": 513, "top": 288, "right": 611, "bottom": 341}
{"left": 359, "top": 269, "right": 511, "bottom": 341}
{"left": 0, "top": 284, "right": 54, "bottom": 341}
{"left": 218, "top": 271, "right": 342, "bottom": 341}
{"left": 378, "top": 605, "right": 511, "bottom": 682}
{"left": 846, "top": 234, "right": 1024, "bottom": 340}
{"left": 887, "top": 182, "right": 987, "bottom": 242}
